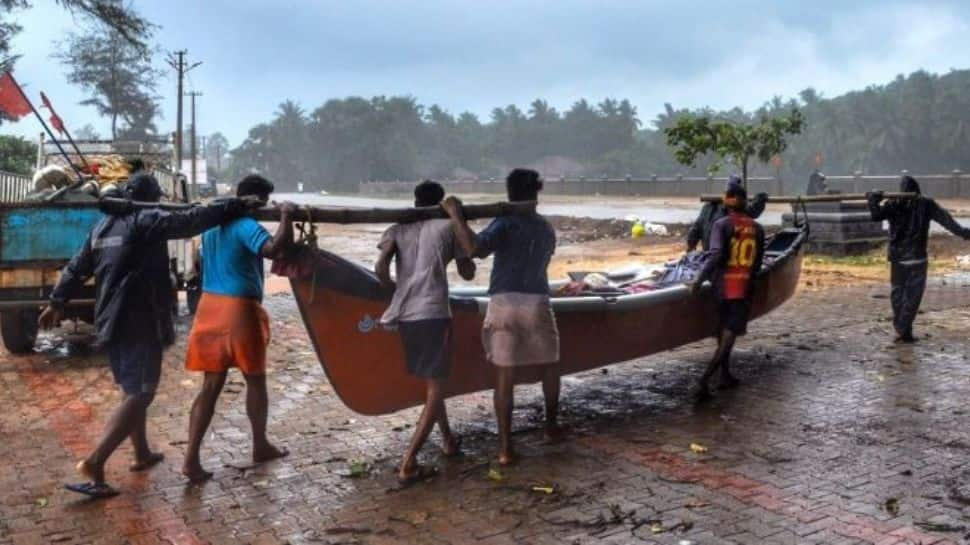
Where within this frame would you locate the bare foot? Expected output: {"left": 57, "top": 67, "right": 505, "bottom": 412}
{"left": 497, "top": 450, "right": 517, "bottom": 467}
{"left": 181, "top": 463, "right": 214, "bottom": 484}
{"left": 397, "top": 464, "right": 438, "bottom": 486}
{"left": 130, "top": 451, "right": 165, "bottom": 472}
{"left": 544, "top": 424, "right": 568, "bottom": 444}
{"left": 718, "top": 374, "right": 741, "bottom": 390}
{"left": 694, "top": 385, "right": 713, "bottom": 403}
{"left": 441, "top": 436, "right": 461, "bottom": 457}
{"left": 76, "top": 459, "right": 105, "bottom": 484}
{"left": 253, "top": 444, "right": 289, "bottom": 463}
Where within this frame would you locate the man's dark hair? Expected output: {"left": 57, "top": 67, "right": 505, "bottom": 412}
{"left": 724, "top": 180, "right": 748, "bottom": 211}
{"left": 725, "top": 183, "right": 748, "bottom": 200}
{"left": 125, "top": 157, "right": 146, "bottom": 173}
{"left": 506, "top": 168, "right": 542, "bottom": 202}
{"left": 900, "top": 175, "right": 921, "bottom": 195}
{"left": 236, "top": 175, "right": 275, "bottom": 200}
{"left": 125, "top": 172, "right": 163, "bottom": 202}
{"left": 414, "top": 179, "right": 445, "bottom": 207}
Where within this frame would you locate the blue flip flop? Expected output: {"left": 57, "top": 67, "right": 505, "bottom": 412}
{"left": 64, "top": 482, "right": 120, "bottom": 499}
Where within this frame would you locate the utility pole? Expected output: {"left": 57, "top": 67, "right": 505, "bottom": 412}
{"left": 165, "top": 50, "right": 201, "bottom": 173}
{"left": 200, "top": 135, "right": 208, "bottom": 176}
{"left": 186, "top": 91, "right": 203, "bottom": 190}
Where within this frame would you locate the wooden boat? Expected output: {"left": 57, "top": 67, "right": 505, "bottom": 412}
{"left": 289, "top": 226, "right": 807, "bottom": 415}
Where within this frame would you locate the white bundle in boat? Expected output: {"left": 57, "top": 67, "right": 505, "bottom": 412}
{"left": 32, "top": 165, "right": 71, "bottom": 191}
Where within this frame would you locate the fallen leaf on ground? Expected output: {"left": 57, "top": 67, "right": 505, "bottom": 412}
{"left": 531, "top": 485, "right": 555, "bottom": 494}
{"left": 36, "top": 497, "right": 48, "bottom": 508}
{"left": 650, "top": 522, "right": 665, "bottom": 534}
{"left": 336, "top": 460, "right": 369, "bottom": 478}
{"left": 689, "top": 443, "right": 708, "bottom": 454}
{"left": 487, "top": 468, "right": 505, "bottom": 482}
{"left": 684, "top": 500, "right": 709, "bottom": 508}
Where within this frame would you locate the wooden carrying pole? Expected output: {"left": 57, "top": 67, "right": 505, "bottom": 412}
{"left": 97, "top": 198, "right": 536, "bottom": 224}
{"left": 700, "top": 192, "right": 918, "bottom": 204}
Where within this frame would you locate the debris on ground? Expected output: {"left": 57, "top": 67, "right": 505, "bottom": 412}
{"left": 689, "top": 442, "right": 709, "bottom": 454}
{"left": 336, "top": 460, "right": 369, "bottom": 478}
{"left": 884, "top": 497, "right": 899, "bottom": 516}
{"left": 913, "top": 521, "right": 966, "bottom": 533}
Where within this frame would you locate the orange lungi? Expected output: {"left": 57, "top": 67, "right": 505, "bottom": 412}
{"left": 185, "top": 292, "right": 270, "bottom": 375}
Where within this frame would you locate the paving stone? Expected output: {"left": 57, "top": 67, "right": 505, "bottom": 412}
{"left": 2, "top": 284, "right": 970, "bottom": 544}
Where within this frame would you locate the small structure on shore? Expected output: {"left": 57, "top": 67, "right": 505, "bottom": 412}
{"left": 782, "top": 172, "right": 885, "bottom": 255}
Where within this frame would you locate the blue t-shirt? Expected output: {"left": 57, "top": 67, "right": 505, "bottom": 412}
{"left": 477, "top": 214, "right": 556, "bottom": 295}
{"left": 201, "top": 217, "right": 270, "bottom": 300}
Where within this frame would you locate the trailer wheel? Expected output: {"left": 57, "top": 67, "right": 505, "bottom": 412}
{"left": 1, "top": 309, "right": 39, "bottom": 354}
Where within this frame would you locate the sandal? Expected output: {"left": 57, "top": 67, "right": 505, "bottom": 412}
{"left": 64, "top": 482, "right": 120, "bottom": 499}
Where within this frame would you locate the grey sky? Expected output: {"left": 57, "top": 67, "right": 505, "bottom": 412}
{"left": 4, "top": 0, "right": 969, "bottom": 147}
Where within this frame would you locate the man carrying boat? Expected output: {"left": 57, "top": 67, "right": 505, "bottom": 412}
{"left": 182, "top": 175, "right": 296, "bottom": 483}
{"left": 36, "top": 173, "right": 257, "bottom": 498}
{"left": 688, "top": 180, "right": 765, "bottom": 400}
{"left": 442, "top": 168, "right": 562, "bottom": 466}
{"left": 687, "top": 175, "right": 768, "bottom": 252}
{"left": 867, "top": 175, "right": 970, "bottom": 343}
{"left": 375, "top": 180, "right": 475, "bottom": 485}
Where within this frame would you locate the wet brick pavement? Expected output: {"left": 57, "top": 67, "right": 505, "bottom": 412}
{"left": 2, "top": 278, "right": 970, "bottom": 545}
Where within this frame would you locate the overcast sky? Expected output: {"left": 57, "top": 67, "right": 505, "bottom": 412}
{"left": 3, "top": 0, "right": 969, "bottom": 146}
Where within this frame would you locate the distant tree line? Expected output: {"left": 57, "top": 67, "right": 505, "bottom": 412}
{"left": 226, "top": 97, "right": 641, "bottom": 192}
{"left": 226, "top": 69, "right": 970, "bottom": 193}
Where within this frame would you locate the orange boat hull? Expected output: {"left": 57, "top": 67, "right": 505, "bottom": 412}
{"left": 291, "top": 229, "right": 805, "bottom": 415}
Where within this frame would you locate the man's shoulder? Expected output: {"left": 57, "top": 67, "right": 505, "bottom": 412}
{"left": 226, "top": 216, "right": 267, "bottom": 235}
{"left": 538, "top": 215, "right": 556, "bottom": 237}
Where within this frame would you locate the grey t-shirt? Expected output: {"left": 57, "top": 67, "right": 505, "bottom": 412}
{"left": 378, "top": 219, "right": 460, "bottom": 324}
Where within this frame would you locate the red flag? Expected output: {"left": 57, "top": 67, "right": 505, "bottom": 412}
{"left": 40, "top": 91, "right": 65, "bottom": 134}
{"left": 0, "top": 72, "right": 32, "bottom": 119}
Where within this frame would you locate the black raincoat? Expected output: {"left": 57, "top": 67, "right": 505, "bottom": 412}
{"left": 50, "top": 200, "right": 248, "bottom": 347}
{"left": 868, "top": 177, "right": 970, "bottom": 337}
{"left": 867, "top": 177, "right": 970, "bottom": 263}
{"left": 687, "top": 193, "right": 768, "bottom": 251}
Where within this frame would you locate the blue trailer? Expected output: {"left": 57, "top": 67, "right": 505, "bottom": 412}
{"left": 0, "top": 159, "right": 197, "bottom": 353}
{"left": 0, "top": 200, "right": 103, "bottom": 352}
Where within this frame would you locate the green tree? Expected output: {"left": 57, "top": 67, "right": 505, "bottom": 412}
{"left": 664, "top": 109, "right": 803, "bottom": 185}
{"left": 53, "top": 0, "right": 160, "bottom": 139}
{"left": 73, "top": 123, "right": 101, "bottom": 140}
{"left": 0, "top": 134, "right": 36, "bottom": 175}
{"left": 1, "top": 0, "right": 152, "bottom": 70}
{"left": 205, "top": 131, "right": 229, "bottom": 175}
